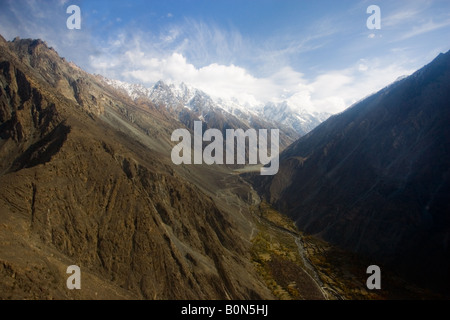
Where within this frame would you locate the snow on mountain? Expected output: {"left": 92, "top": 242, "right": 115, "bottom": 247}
{"left": 103, "top": 78, "right": 150, "bottom": 100}
{"left": 214, "top": 97, "right": 260, "bottom": 120}
{"left": 148, "top": 80, "right": 223, "bottom": 115}
{"left": 104, "top": 78, "right": 330, "bottom": 136}
{"left": 149, "top": 81, "right": 194, "bottom": 108}
{"left": 258, "top": 101, "right": 331, "bottom": 135}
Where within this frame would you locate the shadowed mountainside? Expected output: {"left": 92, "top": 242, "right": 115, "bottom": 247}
{"left": 250, "top": 51, "right": 450, "bottom": 293}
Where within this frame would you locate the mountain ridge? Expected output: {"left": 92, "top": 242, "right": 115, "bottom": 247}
{"left": 103, "top": 76, "right": 330, "bottom": 138}
{"left": 249, "top": 50, "right": 450, "bottom": 292}
{"left": 2, "top": 34, "right": 447, "bottom": 299}
{"left": 0, "top": 35, "right": 275, "bottom": 299}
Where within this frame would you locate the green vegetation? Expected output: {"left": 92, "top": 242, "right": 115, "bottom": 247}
{"left": 301, "top": 234, "right": 380, "bottom": 300}
{"left": 250, "top": 201, "right": 324, "bottom": 300}
{"left": 250, "top": 201, "right": 443, "bottom": 300}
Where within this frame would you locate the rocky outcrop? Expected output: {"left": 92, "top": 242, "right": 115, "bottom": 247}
{"left": 0, "top": 37, "right": 272, "bottom": 299}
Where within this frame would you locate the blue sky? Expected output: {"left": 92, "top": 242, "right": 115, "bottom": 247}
{"left": 0, "top": 0, "right": 449, "bottom": 113}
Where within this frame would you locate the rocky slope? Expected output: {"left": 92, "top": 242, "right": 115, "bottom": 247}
{"left": 0, "top": 35, "right": 275, "bottom": 299}
{"left": 103, "top": 77, "right": 329, "bottom": 150}
{"left": 250, "top": 51, "right": 450, "bottom": 293}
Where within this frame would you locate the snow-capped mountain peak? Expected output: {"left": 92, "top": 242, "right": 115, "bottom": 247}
{"left": 103, "top": 78, "right": 150, "bottom": 100}
{"left": 103, "top": 77, "right": 331, "bottom": 136}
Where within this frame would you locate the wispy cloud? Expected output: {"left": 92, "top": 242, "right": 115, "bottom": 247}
{"left": 381, "top": 0, "right": 450, "bottom": 42}
{"left": 383, "top": 9, "right": 423, "bottom": 28}
{"left": 178, "top": 18, "right": 245, "bottom": 67}
{"left": 0, "top": 0, "right": 447, "bottom": 115}
{"left": 0, "top": 0, "right": 96, "bottom": 64}
{"left": 90, "top": 25, "right": 416, "bottom": 114}
{"left": 398, "top": 19, "right": 450, "bottom": 40}
{"left": 1, "top": 0, "right": 64, "bottom": 41}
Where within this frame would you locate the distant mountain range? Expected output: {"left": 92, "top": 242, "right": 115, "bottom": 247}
{"left": 103, "top": 77, "right": 331, "bottom": 140}
{"left": 250, "top": 50, "right": 450, "bottom": 292}
{"left": 2, "top": 33, "right": 449, "bottom": 299}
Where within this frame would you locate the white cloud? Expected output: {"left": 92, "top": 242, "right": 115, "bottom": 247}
{"left": 358, "top": 61, "right": 369, "bottom": 72}
{"left": 90, "top": 31, "right": 415, "bottom": 115}
{"left": 117, "top": 51, "right": 277, "bottom": 105}
{"left": 308, "top": 59, "right": 415, "bottom": 113}
{"left": 160, "top": 28, "right": 180, "bottom": 44}
{"left": 0, "top": 2, "right": 430, "bottom": 116}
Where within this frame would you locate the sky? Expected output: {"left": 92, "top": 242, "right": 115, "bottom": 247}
{"left": 0, "top": 0, "right": 449, "bottom": 114}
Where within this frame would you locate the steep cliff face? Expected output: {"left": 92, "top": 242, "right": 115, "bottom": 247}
{"left": 251, "top": 51, "right": 450, "bottom": 292}
{"left": 0, "top": 36, "right": 272, "bottom": 299}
